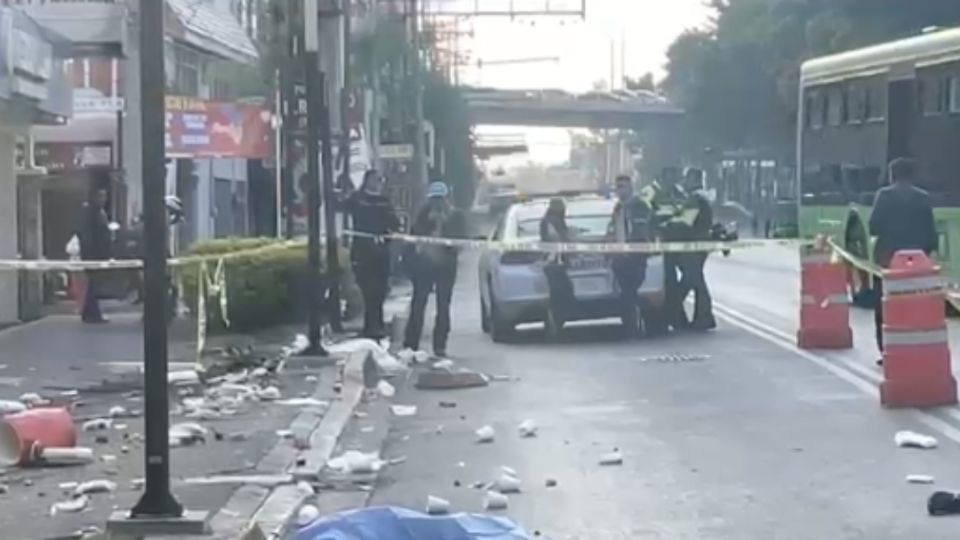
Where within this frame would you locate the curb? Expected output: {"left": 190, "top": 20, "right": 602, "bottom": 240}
{"left": 141, "top": 349, "right": 368, "bottom": 540}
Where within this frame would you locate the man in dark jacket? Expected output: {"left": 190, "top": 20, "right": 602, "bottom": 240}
{"left": 671, "top": 167, "right": 716, "bottom": 331}
{"left": 403, "top": 181, "right": 467, "bottom": 356}
{"left": 78, "top": 187, "right": 111, "bottom": 323}
{"left": 869, "top": 157, "right": 938, "bottom": 354}
{"left": 609, "top": 174, "right": 658, "bottom": 337}
{"left": 343, "top": 169, "right": 400, "bottom": 339}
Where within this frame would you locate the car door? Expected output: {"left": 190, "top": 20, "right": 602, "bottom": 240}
{"left": 479, "top": 216, "right": 506, "bottom": 306}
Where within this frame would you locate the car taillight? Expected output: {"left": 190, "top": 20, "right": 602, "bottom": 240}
{"left": 499, "top": 251, "right": 544, "bottom": 265}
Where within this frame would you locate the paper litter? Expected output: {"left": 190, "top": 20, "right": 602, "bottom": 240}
{"left": 390, "top": 405, "right": 418, "bottom": 417}
{"left": 50, "top": 495, "right": 88, "bottom": 515}
{"left": 326, "top": 450, "right": 384, "bottom": 474}
{"left": 895, "top": 430, "right": 938, "bottom": 449}
{"left": 518, "top": 419, "right": 538, "bottom": 438}
{"left": 377, "top": 380, "right": 396, "bottom": 398}
{"left": 907, "top": 474, "right": 935, "bottom": 484}
{"left": 599, "top": 450, "right": 624, "bottom": 466}
{"left": 475, "top": 425, "right": 495, "bottom": 444}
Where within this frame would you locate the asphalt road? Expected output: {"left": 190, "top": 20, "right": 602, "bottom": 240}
{"left": 345, "top": 251, "right": 960, "bottom": 540}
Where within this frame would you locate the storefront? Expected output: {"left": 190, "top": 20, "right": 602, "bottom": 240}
{"left": 0, "top": 7, "right": 72, "bottom": 323}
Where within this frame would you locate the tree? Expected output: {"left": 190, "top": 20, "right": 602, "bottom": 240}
{"left": 663, "top": 0, "right": 960, "bottom": 157}
{"left": 624, "top": 73, "right": 656, "bottom": 92}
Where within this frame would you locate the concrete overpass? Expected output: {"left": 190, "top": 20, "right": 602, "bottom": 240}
{"left": 463, "top": 87, "right": 684, "bottom": 130}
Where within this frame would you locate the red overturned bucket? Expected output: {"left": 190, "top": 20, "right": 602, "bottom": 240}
{"left": 0, "top": 408, "right": 77, "bottom": 466}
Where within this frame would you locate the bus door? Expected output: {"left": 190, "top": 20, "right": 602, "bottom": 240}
{"left": 886, "top": 71, "right": 916, "bottom": 160}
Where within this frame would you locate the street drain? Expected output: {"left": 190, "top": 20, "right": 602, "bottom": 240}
{"left": 639, "top": 354, "right": 710, "bottom": 364}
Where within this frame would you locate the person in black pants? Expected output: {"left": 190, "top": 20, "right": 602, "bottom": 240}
{"left": 868, "top": 157, "right": 938, "bottom": 361}
{"left": 609, "top": 175, "right": 654, "bottom": 338}
{"left": 78, "top": 187, "right": 111, "bottom": 323}
{"left": 403, "top": 181, "right": 467, "bottom": 357}
{"left": 540, "top": 198, "right": 574, "bottom": 337}
{"left": 343, "top": 170, "right": 400, "bottom": 340}
{"left": 673, "top": 167, "right": 716, "bottom": 331}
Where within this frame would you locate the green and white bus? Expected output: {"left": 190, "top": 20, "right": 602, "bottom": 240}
{"left": 798, "top": 27, "right": 960, "bottom": 282}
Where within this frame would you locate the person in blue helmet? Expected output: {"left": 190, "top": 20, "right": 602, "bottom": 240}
{"left": 402, "top": 181, "right": 468, "bottom": 357}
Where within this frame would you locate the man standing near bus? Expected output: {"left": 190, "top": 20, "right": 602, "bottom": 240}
{"left": 869, "top": 157, "right": 938, "bottom": 358}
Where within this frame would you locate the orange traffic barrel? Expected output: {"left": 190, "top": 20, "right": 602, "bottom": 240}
{"left": 881, "top": 250, "right": 957, "bottom": 408}
{"left": 0, "top": 407, "right": 77, "bottom": 467}
{"left": 797, "top": 243, "right": 852, "bottom": 349}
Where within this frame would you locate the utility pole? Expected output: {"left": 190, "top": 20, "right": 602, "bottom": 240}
{"left": 303, "top": 0, "right": 330, "bottom": 354}
{"left": 338, "top": 0, "right": 353, "bottom": 238}
{"left": 108, "top": 0, "right": 205, "bottom": 533}
{"left": 410, "top": 0, "right": 427, "bottom": 186}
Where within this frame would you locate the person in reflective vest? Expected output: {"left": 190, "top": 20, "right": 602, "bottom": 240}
{"left": 671, "top": 168, "right": 716, "bottom": 331}
{"left": 609, "top": 175, "right": 661, "bottom": 337}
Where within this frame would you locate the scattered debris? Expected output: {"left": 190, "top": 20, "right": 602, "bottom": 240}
{"left": 19, "top": 392, "right": 47, "bottom": 407}
{"left": 518, "top": 419, "right": 538, "bottom": 438}
{"left": 100, "top": 454, "right": 117, "bottom": 464}
{"left": 483, "top": 491, "right": 509, "bottom": 510}
{"left": 82, "top": 418, "right": 112, "bottom": 432}
{"left": 257, "top": 386, "right": 281, "bottom": 401}
{"left": 0, "top": 484, "right": 7, "bottom": 495}
{"left": 328, "top": 339, "right": 408, "bottom": 373}
{"left": 360, "top": 426, "right": 375, "bottom": 433}
{"left": 296, "top": 504, "right": 320, "bottom": 527}
{"left": 390, "top": 405, "right": 418, "bottom": 417}
{"left": 377, "top": 380, "right": 396, "bottom": 398}
{"left": 94, "top": 435, "right": 109, "bottom": 445}
{"left": 305, "top": 375, "right": 319, "bottom": 383}
{"left": 277, "top": 398, "right": 329, "bottom": 408}
{"left": 58, "top": 482, "right": 79, "bottom": 492}
{"left": 599, "top": 449, "right": 623, "bottom": 466}
{"left": 297, "top": 481, "right": 315, "bottom": 495}
{"left": 276, "top": 430, "right": 294, "bottom": 440}
{"left": 415, "top": 368, "right": 488, "bottom": 390}
{"left": 113, "top": 423, "right": 128, "bottom": 431}
{"left": 327, "top": 451, "right": 384, "bottom": 474}
{"left": 50, "top": 495, "right": 88, "bottom": 515}
{"left": 433, "top": 359, "right": 455, "bottom": 370}
{"left": 493, "top": 472, "right": 521, "bottom": 494}
{"left": 169, "top": 422, "right": 208, "bottom": 446}
{"left": 439, "top": 401, "right": 457, "bottom": 408}
{"left": 436, "top": 425, "right": 444, "bottom": 435}
{"left": 74, "top": 479, "right": 116, "bottom": 496}
{"left": 0, "top": 400, "right": 26, "bottom": 414}
{"left": 425, "top": 495, "right": 451, "bottom": 515}
{"left": 907, "top": 474, "right": 935, "bottom": 484}
{"left": 475, "top": 425, "right": 495, "bottom": 444}
{"left": 929, "top": 491, "right": 960, "bottom": 516}
{"left": 545, "top": 478, "right": 558, "bottom": 488}
{"left": 353, "top": 411, "right": 369, "bottom": 419}
{"left": 39, "top": 447, "right": 95, "bottom": 466}
{"left": 895, "top": 430, "right": 938, "bottom": 449}
{"left": 168, "top": 370, "right": 200, "bottom": 386}
{"left": 107, "top": 406, "right": 128, "bottom": 418}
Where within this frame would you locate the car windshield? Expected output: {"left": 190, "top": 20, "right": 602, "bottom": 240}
{"left": 516, "top": 214, "right": 610, "bottom": 240}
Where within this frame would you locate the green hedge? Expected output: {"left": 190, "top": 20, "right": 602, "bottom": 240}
{"left": 179, "top": 237, "right": 361, "bottom": 333}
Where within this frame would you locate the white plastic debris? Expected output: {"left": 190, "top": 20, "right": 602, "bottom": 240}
{"left": 296, "top": 504, "right": 320, "bottom": 527}
{"left": 390, "top": 405, "right": 418, "bottom": 417}
{"left": 433, "top": 359, "right": 455, "bottom": 370}
{"left": 501, "top": 465, "right": 518, "bottom": 477}
{"left": 40, "top": 447, "right": 95, "bottom": 466}
{"left": 906, "top": 474, "right": 935, "bottom": 484}
{"left": 82, "top": 418, "right": 112, "bottom": 432}
{"left": 305, "top": 375, "right": 319, "bottom": 383}
{"left": 108, "top": 405, "right": 128, "bottom": 418}
{"left": 168, "top": 370, "right": 200, "bottom": 386}
{"left": 50, "top": 495, "right": 88, "bottom": 515}
{"left": 74, "top": 479, "right": 116, "bottom": 496}
{"left": 475, "top": 425, "right": 495, "bottom": 444}
{"left": 100, "top": 454, "right": 117, "bottom": 464}
{"left": 184, "top": 408, "right": 221, "bottom": 420}
{"left": 326, "top": 450, "right": 384, "bottom": 474}
{"left": 377, "top": 380, "right": 396, "bottom": 398}
{"left": 290, "top": 334, "right": 310, "bottom": 356}
{"left": 19, "top": 392, "right": 46, "bottom": 407}
{"left": 59, "top": 389, "right": 79, "bottom": 397}
{"left": 483, "top": 491, "right": 509, "bottom": 510}
{"left": 0, "top": 400, "right": 26, "bottom": 414}
{"left": 275, "top": 429, "right": 294, "bottom": 439}
{"left": 250, "top": 367, "right": 268, "bottom": 379}
{"left": 425, "top": 495, "right": 451, "bottom": 515}
{"left": 599, "top": 450, "right": 624, "bottom": 466}
{"left": 113, "top": 423, "right": 128, "bottom": 431}
{"left": 492, "top": 473, "right": 521, "bottom": 494}
{"left": 257, "top": 386, "right": 281, "bottom": 401}
{"left": 169, "top": 422, "right": 208, "bottom": 446}
{"left": 58, "top": 482, "right": 79, "bottom": 492}
{"left": 895, "top": 430, "right": 938, "bottom": 449}
{"left": 296, "top": 481, "right": 315, "bottom": 495}
{"left": 518, "top": 419, "right": 538, "bottom": 438}
{"left": 327, "top": 339, "right": 407, "bottom": 373}
{"left": 277, "top": 398, "right": 329, "bottom": 408}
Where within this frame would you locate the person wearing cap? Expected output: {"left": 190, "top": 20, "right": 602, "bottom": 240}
{"left": 342, "top": 169, "right": 400, "bottom": 340}
{"left": 402, "top": 181, "right": 467, "bottom": 357}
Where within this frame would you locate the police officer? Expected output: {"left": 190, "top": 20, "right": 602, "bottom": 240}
{"left": 403, "top": 181, "right": 467, "bottom": 357}
{"left": 673, "top": 167, "right": 716, "bottom": 331}
{"left": 609, "top": 175, "right": 658, "bottom": 338}
{"left": 343, "top": 169, "right": 400, "bottom": 339}
{"left": 649, "top": 166, "right": 690, "bottom": 331}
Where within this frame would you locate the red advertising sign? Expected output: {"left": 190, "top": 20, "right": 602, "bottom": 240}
{"left": 165, "top": 96, "right": 272, "bottom": 159}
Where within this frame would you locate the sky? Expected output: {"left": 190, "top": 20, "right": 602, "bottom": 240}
{"left": 424, "top": 0, "right": 714, "bottom": 165}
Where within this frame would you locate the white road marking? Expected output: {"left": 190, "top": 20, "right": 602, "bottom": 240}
{"left": 715, "top": 302, "right": 960, "bottom": 446}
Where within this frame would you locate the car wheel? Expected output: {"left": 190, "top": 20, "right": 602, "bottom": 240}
{"left": 480, "top": 295, "right": 491, "bottom": 334}
{"left": 489, "top": 292, "right": 515, "bottom": 344}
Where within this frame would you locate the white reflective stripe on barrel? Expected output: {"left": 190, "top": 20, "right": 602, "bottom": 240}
{"left": 801, "top": 294, "right": 849, "bottom": 306}
{"left": 800, "top": 254, "right": 832, "bottom": 265}
{"left": 884, "top": 275, "right": 943, "bottom": 294}
{"left": 882, "top": 328, "right": 949, "bottom": 347}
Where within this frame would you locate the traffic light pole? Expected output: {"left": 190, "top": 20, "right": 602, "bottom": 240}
{"left": 304, "top": 48, "right": 328, "bottom": 355}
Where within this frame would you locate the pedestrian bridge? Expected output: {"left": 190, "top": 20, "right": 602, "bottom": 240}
{"left": 463, "top": 87, "right": 684, "bottom": 129}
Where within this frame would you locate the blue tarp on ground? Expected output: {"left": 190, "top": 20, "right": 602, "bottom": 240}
{"left": 293, "top": 506, "right": 531, "bottom": 540}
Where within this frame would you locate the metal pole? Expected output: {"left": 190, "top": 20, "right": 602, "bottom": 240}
{"left": 321, "top": 69, "right": 343, "bottom": 332}
{"left": 303, "top": 0, "right": 328, "bottom": 353}
{"left": 339, "top": 0, "right": 352, "bottom": 238}
{"left": 411, "top": 0, "right": 428, "bottom": 185}
{"left": 130, "top": 0, "right": 183, "bottom": 518}
{"left": 274, "top": 69, "right": 283, "bottom": 237}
